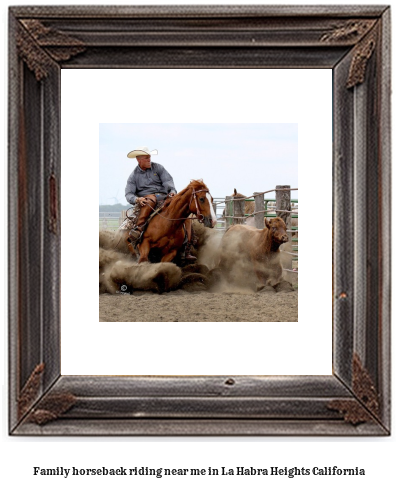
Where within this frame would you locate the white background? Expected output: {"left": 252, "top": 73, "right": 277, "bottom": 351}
{"left": 1, "top": 1, "right": 397, "bottom": 490}
{"left": 61, "top": 69, "right": 331, "bottom": 376}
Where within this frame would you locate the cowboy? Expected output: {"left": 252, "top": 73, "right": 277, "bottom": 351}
{"left": 125, "top": 146, "right": 196, "bottom": 260}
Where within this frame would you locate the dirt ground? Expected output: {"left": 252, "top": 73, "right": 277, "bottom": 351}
{"left": 99, "top": 226, "right": 298, "bottom": 323}
{"left": 99, "top": 288, "right": 298, "bottom": 322}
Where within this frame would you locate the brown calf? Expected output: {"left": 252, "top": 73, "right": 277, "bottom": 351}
{"left": 219, "top": 216, "right": 288, "bottom": 289}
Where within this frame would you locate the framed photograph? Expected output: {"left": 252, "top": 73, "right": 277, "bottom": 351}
{"left": 8, "top": 5, "right": 390, "bottom": 435}
{"left": 97, "top": 121, "right": 299, "bottom": 321}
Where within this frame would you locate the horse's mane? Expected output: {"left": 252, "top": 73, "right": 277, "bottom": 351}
{"left": 178, "top": 179, "right": 209, "bottom": 196}
{"left": 162, "top": 179, "right": 209, "bottom": 211}
{"left": 188, "top": 179, "right": 208, "bottom": 192}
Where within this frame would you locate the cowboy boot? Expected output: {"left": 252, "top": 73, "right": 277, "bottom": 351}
{"left": 129, "top": 227, "right": 142, "bottom": 240}
{"left": 129, "top": 198, "right": 154, "bottom": 239}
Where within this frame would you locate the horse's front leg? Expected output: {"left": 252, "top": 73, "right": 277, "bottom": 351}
{"left": 126, "top": 237, "right": 137, "bottom": 256}
{"left": 137, "top": 239, "right": 151, "bottom": 263}
{"left": 160, "top": 249, "right": 178, "bottom": 263}
{"left": 185, "top": 218, "right": 192, "bottom": 242}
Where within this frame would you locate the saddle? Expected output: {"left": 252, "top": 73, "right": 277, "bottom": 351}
{"left": 119, "top": 197, "right": 164, "bottom": 231}
{"left": 128, "top": 212, "right": 189, "bottom": 257}
{"left": 125, "top": 197, "right": 168, "bottom": 251}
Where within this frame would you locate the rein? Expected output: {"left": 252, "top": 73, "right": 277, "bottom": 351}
{"left": 146, "top": 188, "right": 211, "bottom": 223}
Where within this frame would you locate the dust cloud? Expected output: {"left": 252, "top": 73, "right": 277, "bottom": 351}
{"left": 99, "top": 231, "right": 182, "bottom": 294}
{"left": 99, "top": 223, "right": 297, "bottom": 322}
{"left": 99, "top": 221, "right": 295, "bottom": 295}
{"left": 215, "top": 224, "right": 292, "bottom": 293}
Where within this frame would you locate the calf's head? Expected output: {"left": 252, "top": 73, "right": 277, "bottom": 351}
{"left": 265, "top": 217, "right": 289, "bottom": 244}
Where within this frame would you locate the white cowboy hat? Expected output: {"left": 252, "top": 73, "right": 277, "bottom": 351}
{"left": 127, "top": 146, "right": 158, "bottom": 158}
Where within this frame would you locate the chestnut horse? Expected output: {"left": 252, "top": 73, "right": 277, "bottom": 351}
{"left": 131, "top": 180, "right": 217, "bottom": 264}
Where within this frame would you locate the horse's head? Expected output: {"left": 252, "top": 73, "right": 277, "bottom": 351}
{"left": 189, "top": 180, "right": 217, "bottom": 228}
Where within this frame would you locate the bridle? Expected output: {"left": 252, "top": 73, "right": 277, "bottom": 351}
{"left": 188, "top": 188, "right": 211, "bottom": 223}
{"left": 131, "top": 187, "right": 212, "bottom": 223}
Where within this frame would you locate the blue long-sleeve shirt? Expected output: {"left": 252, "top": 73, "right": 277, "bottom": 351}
{"left": 125, "top": 162, "right": 177, "bottom": 205}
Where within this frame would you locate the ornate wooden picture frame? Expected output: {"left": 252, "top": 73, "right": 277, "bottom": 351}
{"left": 8, "top": 5, "right": 391, "bottom": 435}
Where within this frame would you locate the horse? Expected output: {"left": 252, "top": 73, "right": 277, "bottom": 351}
{"left": 129, "top": 180, "right": 217, "bottom": 264}
{"left": 222, "top": 189, "right": 255, "bottom": 225}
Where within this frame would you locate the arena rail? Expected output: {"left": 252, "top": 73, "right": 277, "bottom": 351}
{"left": 99, "top": 211, "right": 124, "bottom": 230}
{"left": 215, "top": 186, "right": 298, "bottom": 278}
{"left": 99, "top": 186, "right": 298, "bottom": 279}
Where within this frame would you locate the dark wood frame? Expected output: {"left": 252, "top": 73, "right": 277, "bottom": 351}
{"left": 8, "top": 5, "right": 391, "bottom": 436}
